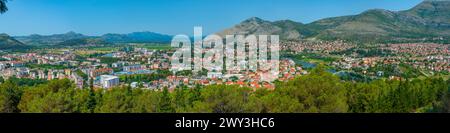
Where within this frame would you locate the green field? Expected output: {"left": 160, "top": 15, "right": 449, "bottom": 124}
{"left": 123, "top": 43, "right": 171, "bottom": 50}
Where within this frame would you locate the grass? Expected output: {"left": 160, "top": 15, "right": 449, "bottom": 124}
{"left": 89, "top": 47, "right": 120, "bottom": 51}
{"left": 128, "top": 43, "right": 172, "bottom": 50}
{"left": 139, "top": 45, "right": 172, "bottom": 50}
{"left": 75, "top": 50, "right": 111, "bottom": 56}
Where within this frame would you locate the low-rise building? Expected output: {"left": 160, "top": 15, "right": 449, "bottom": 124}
{"left": 90, "top": 68, "right": 114, "bottom": 78}
{"left": 0, "top": 63, "right": 5, "bottom": 70}
{"left": 123, "top": 65, "right": 143, "bottom": 72}
{"left": 100, "top": 75, "right": 119, "bottom": 89}
{"left": 207, "top": 72, "right": 223, "bottom": 79}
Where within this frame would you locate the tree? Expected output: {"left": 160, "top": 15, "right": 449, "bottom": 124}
{"left": 89, "top": 78, "right": 94, "bottom": 90}
{"left": 86, "top": 87, "right": 97, "bottom": 113}
{"left": 0, "top": 80, "right": 23, "bottom": 113}
{"left": 276, "top": 64, "right": 348, "bottom": 113}
{"left": 131, "top": 89, "right": 159, "bottom": 113}
{"left": 190, "top": 85, "right": 252, "bottom": 113}
{"left": 95, "top": 87, "right": 133, "bottom": 113}
{"left": 173, "top": 87, "right": 188, "bottom": 112}
{"left": 17, "top": 79, "right": 81, "bottom": 113}
{"left": 244, "top": 88, "right": 304, "bottom": 113}
{"left": 158, "top": 88, "right": 174, "bottom": 113}
{"left": 0, "top": 0, "right": 8, "bottom": 14}
{"left": 0, "top": 71, "right": 446, "bottom": 113}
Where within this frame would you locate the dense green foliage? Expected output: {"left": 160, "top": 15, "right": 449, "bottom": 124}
{"left": 25, "top": 64, "right": 72, "bottom": 70}
{"left": 75, "top": 69, "right": 88, "bottom": 80}
{"left": 6, "top": 77, "right": 48, "bottom": 86}
{"left": 119, "top": 70, "right": 171, "bottom": 84}
{"left": 0, "top": 80, "right": 22, "bottom": 112}
{"left": 99, "top": 57, "right": 120, "bottom": 64}
{"left": 0, "top": 66, "right": 448, "bottom": 113}
{"left": 346, "top": 78, "right": 449, "bottom": 113}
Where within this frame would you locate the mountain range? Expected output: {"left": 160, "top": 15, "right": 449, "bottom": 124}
{"left": 1, "top": 31, "right": 172, "bottom": 50}
{"left": 13, "top": 31, "right": 173, "bottom": 46}
{"left": 217, "top": 0, "right": 450, "bottom": 42}
{"left": 2, "top": 0, "right": 450, "bottom": 50}
{"left": 100, "top": 32, "right": 173, "bottom": 43}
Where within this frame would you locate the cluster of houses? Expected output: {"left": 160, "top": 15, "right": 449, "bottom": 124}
{"left": 4, "top": 41, "right": 446, "bottom": 91}
{"left": 1, "top": 46, "right": 307, "bottom": 91}
{"left": 281, "top": 40, "right": 355, "bottom": 54}
{"left": 330, "top": 43, "right": 450, "bottom": 79}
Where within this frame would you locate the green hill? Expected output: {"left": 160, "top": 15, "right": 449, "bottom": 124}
{"left": 312, "top": 0, "right": 450, "bottom": 42}
{"left": 0, "top": 33, "right": 29, "bottom": 50}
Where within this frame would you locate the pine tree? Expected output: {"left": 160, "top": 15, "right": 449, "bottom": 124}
{"left": 0, "top": 80, "right": 22, "bottom": 113}
{"left": 86, "top": 87, "right": 97, "bottom": 113}
{"left": 89, "top": 78, "right": 94, "bottom": 90}
{"left": 158, "top": 88, "right": 174, "bottom": 113}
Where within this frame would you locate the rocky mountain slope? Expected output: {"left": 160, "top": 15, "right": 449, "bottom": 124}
{"left": 217, "top": 0, "right": 450, "bottom": 43}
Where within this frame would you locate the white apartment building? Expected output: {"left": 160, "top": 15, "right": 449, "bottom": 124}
{"left": 0, "top": 63, "right": 5, "bottom": 70}
{"left": 100, "top": 75, "right": 119, "bottom": 89}
{"left": 207, "top": 72, "right": 223, "bottom": 79}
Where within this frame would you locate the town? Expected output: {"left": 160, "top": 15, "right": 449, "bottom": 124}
{"left": 0, "top": 43, "right": 299, "bottom": 91}
{"left": 1, "top": 40, "right": 448, "bottom": 92}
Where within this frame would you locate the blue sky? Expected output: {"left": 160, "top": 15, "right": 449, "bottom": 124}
{"left": 0, "top": 0, "right": 423, "bottom": 36}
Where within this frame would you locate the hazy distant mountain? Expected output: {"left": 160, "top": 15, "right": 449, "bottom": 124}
{"left": 14, "top": 31, "right": 89, "bottom": 45}
{"left": 101, "top": 31, "right": 172, "bottom": 43}
{"left": 15, "top": 31, "right": 172, "bottom": 46}
{"left": 0, "top": 33, "right": 28, "bottom": 50}
{"left": 217, "top": 0, "right": 450, "bottom": 43}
